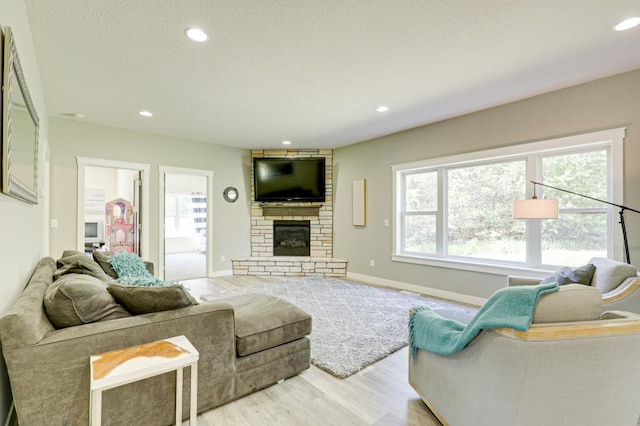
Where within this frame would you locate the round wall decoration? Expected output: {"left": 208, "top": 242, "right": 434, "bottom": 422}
{"left": 223, "top": 186, "right": 239, "bottom": 203}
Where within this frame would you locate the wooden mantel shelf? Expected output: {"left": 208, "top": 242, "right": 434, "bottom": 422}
{"left": 261, "top": 205, "right": 321, "bottom": 216}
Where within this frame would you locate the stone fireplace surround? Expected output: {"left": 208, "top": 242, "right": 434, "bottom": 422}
{"left": 232, "top": 149, "right": 347, "bottom": 277}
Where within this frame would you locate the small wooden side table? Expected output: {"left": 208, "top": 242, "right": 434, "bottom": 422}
{"left": 89, "top": 335, "right": 199, "bottom": 425}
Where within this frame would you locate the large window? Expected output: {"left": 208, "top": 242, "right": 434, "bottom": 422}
{"left": 393, "top": 128, "right": 624, "bottom": 272}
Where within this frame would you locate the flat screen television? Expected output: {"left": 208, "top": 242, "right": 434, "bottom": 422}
{"left": 253, "top": 157, "right": 326, "bottom": 202}
{"left": 84, "top": 220, "right": 104, "bottom": 243}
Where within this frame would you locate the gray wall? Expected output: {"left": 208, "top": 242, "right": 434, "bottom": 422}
{"left": 334, "top": 68, "right": 640, "bottom": 299}
{"left": 0, "top": 1, "right": 49, "bottom": 422}
{"left": 48, "top": 117, "right": 252, "bottom": 273}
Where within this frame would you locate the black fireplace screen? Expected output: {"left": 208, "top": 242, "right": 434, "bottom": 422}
{"left": 273, "top": 220, "right": 311, "bottom": 256}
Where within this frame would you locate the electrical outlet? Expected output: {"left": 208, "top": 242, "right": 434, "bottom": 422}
{"left": 220, "top": 255, "right": 226, "bottom": 262}
{"left": 370, "top": 259, "right": 375, "bottom": 267}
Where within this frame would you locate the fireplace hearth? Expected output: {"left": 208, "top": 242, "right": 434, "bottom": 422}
{"left": 273, "top": 220, "right": 311, "bottom": 256}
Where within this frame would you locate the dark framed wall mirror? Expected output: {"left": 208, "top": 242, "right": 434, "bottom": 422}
{"left": 2, "top": 26, "right": 40, "bottom": 204}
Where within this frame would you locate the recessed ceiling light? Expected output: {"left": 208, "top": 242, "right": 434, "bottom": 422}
{"left": 376, "top": 106, "right": 389, "bottom": 113}
{"left": 185, "top": 28, "right": 208, "bottom": 42}
{"left": 139, "top": 110, "right": 153, "bottom": 117}
{"left": 282, "top": 140, "right": 292, "bottom": 145}
{"left": 613, "top": 17, "right": 640, "bottom": 31}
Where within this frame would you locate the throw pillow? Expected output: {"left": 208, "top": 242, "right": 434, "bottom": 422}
{"left": 110, "top": 251, "right": 178, "bottom": 287}
{"left": 107, "top": 284, "right": 199, "bottom": 315}
{"left": 540, "top": 263, "right": 596, "bottom": 286}
{"left": 589, "top": 257, "right": 638, "bottom": 293}
{"left": 54, "top": 252, "right": 112, "bottom": 282}
{"left": 109, "top": 251, "right": 150, "bottom": 278}
{"left": 533, "top": 284, "right": 602, "bottom": 323}
{"left": 44, "top": 273, "right": 130, "bottom": 328}
{"left": 92, "top": 250, "right": 119, "bottom": 279}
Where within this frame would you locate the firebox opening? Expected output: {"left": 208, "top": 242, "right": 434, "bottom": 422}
{"left": 273, "top": 220, "right": 311, "bottom": 256}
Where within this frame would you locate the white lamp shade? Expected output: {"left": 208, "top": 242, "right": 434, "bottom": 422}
{"left": 513, "top": 198, "right": 559, "bottom": 219}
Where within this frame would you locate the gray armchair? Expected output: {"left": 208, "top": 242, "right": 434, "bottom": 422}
{"left": 508, "top": 257, "right": 640, "bottom": 314}
{"left": 409, "top": 284, "right": 640, "bottom": 425}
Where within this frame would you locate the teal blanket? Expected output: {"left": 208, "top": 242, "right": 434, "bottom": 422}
{"left": 409, "top": 282, "right": 558, "bottom": 358}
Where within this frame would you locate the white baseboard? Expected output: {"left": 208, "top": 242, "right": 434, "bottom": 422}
{"left": 211, "top": 269, "right": 233, "bottom": 278}
{"left": 346, "top": 272, "right": 487, "bottom": 307}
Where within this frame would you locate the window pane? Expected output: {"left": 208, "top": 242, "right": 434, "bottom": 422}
{"left": 404, "top": 214, "right": 436, "bottom": 254}
{"left": 178, "top": 216, "right": 197, "bottom": 237}
{"left": 178, "top": 196, "right": 191, "bottom": 215}
{"left": 165, "top": 195, "right": 177, "bottom": 216}
{"left": 541, "top": 150, "right": 607, "bottom": 208}
{"left": 541, "top": 212, "right": 607, "bottom": 266}
{"left": 404, "top": 171, "right": 437, "bottom": 212}
{"left": 447, "top": 161, "right": 526, "bottom": 261}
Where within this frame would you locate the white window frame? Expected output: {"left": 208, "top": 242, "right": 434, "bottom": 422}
{"left": 391, "top": 128, "right": 625, "bottom": 277}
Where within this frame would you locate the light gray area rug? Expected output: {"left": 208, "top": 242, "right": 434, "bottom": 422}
{"left": 201, "top": 277, "right": 478, "bottom": 378}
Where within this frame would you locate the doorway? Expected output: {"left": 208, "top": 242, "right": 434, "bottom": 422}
{"left": 159, "top": 166, "right": 213, "bottom": 281}
{"left": 76, "top": 158, "right": 150, "bottom": 259}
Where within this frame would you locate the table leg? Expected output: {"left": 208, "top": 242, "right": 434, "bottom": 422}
{"left": 90, "top": 389, "right": 102, "bottom": 426}
{"left": 176, "top": 367, "right": 183, "bottom": 425}
{"left": 190, "top": 362, "right": 198, "bottom": 425}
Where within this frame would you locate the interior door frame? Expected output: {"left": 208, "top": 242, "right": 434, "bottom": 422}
{"left": 76, "top": 157, "right": 151, "bottom": 258}
{"left": 158, "top": 165, "right": 214, "bottom": 280}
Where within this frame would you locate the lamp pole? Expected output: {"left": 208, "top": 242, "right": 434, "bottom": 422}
{"left": 531, "top": 181, "right": 640, "bottom": 264}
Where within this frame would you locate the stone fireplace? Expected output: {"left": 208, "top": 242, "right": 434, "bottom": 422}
{"left": 232, "top": 149, "right": 347, "bottom": 277}
{"left": 273, "top": 221, "right": 310, "bottom": 256}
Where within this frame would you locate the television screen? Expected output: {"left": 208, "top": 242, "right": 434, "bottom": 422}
{"left": 253, "top": 157, "right": 326, "bottom": 202}
{"left": 84, "top": 220, "right": 104, "bottom": 243}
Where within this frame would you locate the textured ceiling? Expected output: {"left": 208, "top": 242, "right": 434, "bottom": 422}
{"left": 23, "top": 0, "right": 640, "bottom": 149}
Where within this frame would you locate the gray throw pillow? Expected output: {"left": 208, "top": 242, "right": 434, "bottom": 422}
{"left": 540, "top": 263, "right": 596, "bottom": 286}
{"left": 107, "top": 284, "right": 199, "bottom": 315}
{"left": 54, "top": 252, "right": 112, "bottom": 282}
{"left": 92, "top": 250, "right": 119, "bottom": 279}
{"left": 44, "top": 274, "right": 130, "bottom": 328}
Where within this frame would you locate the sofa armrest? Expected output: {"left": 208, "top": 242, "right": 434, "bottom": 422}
{"left": 493, "top": 315, "right": 640, "bottom": 340}
{"left": 601, "top": 277, "right": 640, "bottom": 312}
{"left": 143, "top": 260, "right": 154, "bottom": 276}
{"left": 508, "top": 276, "right": 542, "bottom": 287}
{"left": 3, "top": 301, "right": 237, "bottom": 425}
{"left": 37, "top": 301, "right": 233, "bottom": 344}
{"left": 600, "top": 310, "right": 640, "bottom": 320}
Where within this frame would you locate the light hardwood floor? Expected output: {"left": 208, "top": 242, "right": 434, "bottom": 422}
{"left": 182, "top": 275, "right": 442, "bottom": 426}
{"left": 181, "top": 275, "right": 640, "bottom": 426}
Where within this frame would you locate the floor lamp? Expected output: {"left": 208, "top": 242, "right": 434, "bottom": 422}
{"left": 513, "top": 181, "right": 640, "bottom": 265}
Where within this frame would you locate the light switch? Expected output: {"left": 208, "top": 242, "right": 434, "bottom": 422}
{"left": 50, "top": 219, "right": 58, "bottom": 228}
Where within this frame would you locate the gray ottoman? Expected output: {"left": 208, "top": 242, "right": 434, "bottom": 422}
{"left": 221, "top": 293, "right": 312, "bottom": 356}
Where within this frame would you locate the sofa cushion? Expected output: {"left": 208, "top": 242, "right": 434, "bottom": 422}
{"left": 92, "top": 250, "right": 119, "bottom": 279}
{"left": 532, "top": 284, "right": 602, "bottom": 323}
{"left": 540, "top": 263, "right": 596, "bottom": 286}
{"left": 221, "top": 294, "right": 312, "bottom": 356}
{"left": 44, "top": 274, "right": 130, "bottom": 328}
{"left": 54, "top": 252, "right": 112, "bottom": 282}
{"left": 589, "top": 257, "right": 637, "bottom": 294}
{"left": 107, "top": 284, "right": 198, "bottom": 315}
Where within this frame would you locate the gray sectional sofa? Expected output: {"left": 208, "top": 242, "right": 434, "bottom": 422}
{"left": 0, "top": 254, "right": 312, "bottom": 425}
